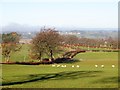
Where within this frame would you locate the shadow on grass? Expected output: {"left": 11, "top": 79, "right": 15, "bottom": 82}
{"left": 60, "top": 59, "right": 80, "bottom": 64}
{"left": 2, "top": 71, "right": 102, "bottom": 86}
{"left": 54, "top": 58, "right": 80, "bottom": 64}
{"left": 93, "top": 77, "right": 120, "bottom": 84}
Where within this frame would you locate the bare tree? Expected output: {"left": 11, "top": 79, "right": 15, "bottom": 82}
{"left": 31, "top": 27, "right": 62, "bottom": 61}
{"left": 62, "top": 35, "right": 79, "bottom": 45}
{"left": 2, "top": 32, "right": 22, "bottom": 62}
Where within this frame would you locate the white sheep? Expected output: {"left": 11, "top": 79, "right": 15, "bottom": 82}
{"left": 76, "top": 65, "right": 80, "bottom": 68}
{"left": 101, "top": 65, "right": 104, "bottom": 68}
{"left": 95, "top": 65, "right": 98, "bottom": 67}
{"left": 112, "top": 65, "right": 115, "bottom": 68}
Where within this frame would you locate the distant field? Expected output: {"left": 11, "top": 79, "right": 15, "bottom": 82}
{"left": 1, "top": 44, "right": 118, "bottom": 62}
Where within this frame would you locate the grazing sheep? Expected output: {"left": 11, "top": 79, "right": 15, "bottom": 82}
{"left": 72, "top": 65, "right": 74, "bottom": 67}
{"left": 95, "top": 65, "right": 98, "bottom": 67}
{"left": 101, "top": 65, "right": 104, "bottom": 68}
{"left": 52, "top": 64, "right": 55, "bottom": 67}
{"left": 112, "top": 65, "right": 115, "bottom": 68}
{"left": 76, "top": 65, "right": 80, "bottom": 68}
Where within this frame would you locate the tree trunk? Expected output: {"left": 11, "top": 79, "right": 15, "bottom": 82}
{"left": 39, "top": 52, "right": 42, "bottom": 61}
{"left": 50, "top": 50, "right": 54, "bottom": 61}
{"left": 6, "top": 56, "right": 10, "bottom": 63}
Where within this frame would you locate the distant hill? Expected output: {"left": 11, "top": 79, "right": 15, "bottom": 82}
{"left": 67, "top": 30, "right": 118, "bottom": 39}
{"left": 2, "top": 23, "right": 40, "bottom": 32}
{"left": 1, "top": 23, "right": 118, "bottom": 39}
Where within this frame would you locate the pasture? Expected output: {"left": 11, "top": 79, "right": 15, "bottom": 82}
{"left": 1, "top": 44, "right": 119, "bottom": 88}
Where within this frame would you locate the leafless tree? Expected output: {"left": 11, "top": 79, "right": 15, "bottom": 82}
{"left": 2, "top": 32, "right": 22, "bottom": 62}
{"left": 30, "top": 27, "right": 62, "bottom": 61}
{"left": 62, "top": 35, "right": 79, "bottom": 45}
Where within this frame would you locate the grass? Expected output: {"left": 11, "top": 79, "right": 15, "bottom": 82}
{"left": 74, "top": 52, "right": 118, "bottom": 61}
{"left": 1, "top": 44, "right": 30, "bottom": 62}
{"left": 72, "top": 45, "right": 117, "bottom": 51}
{"left": 1, "top": 44, "right": 119, "bottom": 88}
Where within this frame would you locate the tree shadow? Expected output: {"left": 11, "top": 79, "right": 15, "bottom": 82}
{"left": 93, "top": 77, "right": 120, "bottom": 84}
{"left": 54, "top": 58, "right": 80, "bottom": 64}
{"left": 2, "top": 71, "right": 102, "bottom": 86}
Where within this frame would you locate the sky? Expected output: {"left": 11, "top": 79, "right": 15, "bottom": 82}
{"left": 0, "top": 0, "right": 119, "bottom": 28}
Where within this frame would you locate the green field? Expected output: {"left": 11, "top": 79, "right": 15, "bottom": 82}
{"left": 1, "top": 45, "right": 119, "bottom": 88}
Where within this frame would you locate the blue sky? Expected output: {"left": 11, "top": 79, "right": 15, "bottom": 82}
{"left": 0, "top": 0, "right": 118, "bottom": 28}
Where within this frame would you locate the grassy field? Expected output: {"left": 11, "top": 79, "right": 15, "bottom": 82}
{"left": 1, "top": 44, "right": 119, "bottom": 88}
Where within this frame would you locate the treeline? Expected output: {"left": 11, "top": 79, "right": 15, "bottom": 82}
{"left": 1, "top": 27, "right": 119, "bottom": 62}
{"left": 61, "top": 35, "right": 118, "bottom": 49}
